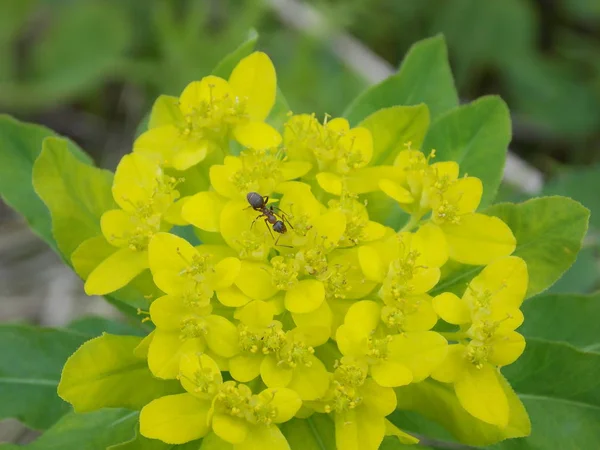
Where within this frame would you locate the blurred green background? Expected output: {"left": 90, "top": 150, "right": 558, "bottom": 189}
{"left": 1, "top": 0, "right": 600, "bottom": 294}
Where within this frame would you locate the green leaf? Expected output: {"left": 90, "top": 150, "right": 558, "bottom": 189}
{"left": 495, "top": 339, "right": 600, "bottom": 449}
{"left": 280, "top": 415, "right": 336, "bottom": 449}
{"left": 360, "top": 104, "right": 430, "bottom": 166}
{"left": 545, "top": 246, "right": 598, "bottom": 295}
{"left": 109, "top": 428, "right": 202, "bottom": 450}
{"left": 393, "top": 373, "right": 530, "bottom": 446}
{"left": 0, "top": 115, "right": 91, "bottom": 252}
{"left": 543, "top": 164, "right": 600, "bottom": 230}
{"left": 67, "top": 316, "right": 147, "bottom": 338}
{"left": 33, "top": 137, "right": 116, "bottom": 259}
{"left": 211, "top": 29, "right": 259, "bottom": 79}
{"left": 519, "top": 293, "right": 600, "bottom": 351}
{"left": 6, "top": 409, "right": 138, "bottom": 450}
{"left": 433, "top": 196, "right": 590, "bottom": 298}
{"left": 488, "top": 197, "right": 590, "bottom": 297}
{"left": 0, "top": 324, "right": 90, "bottom": 429}
{"left": 344, "top": 35, "right": 458, "bottom": 125}
{"left": 58, "top": 334, "right": 180, "bottom": 413}
{"left": 358, "top": 104, "right": 429, "bottom": 227}
{"left": 421, "top": 96, "right": 511, "bottom": 208}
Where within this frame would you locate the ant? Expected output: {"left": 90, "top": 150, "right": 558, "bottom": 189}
{"left": 246, "top": 192, "right": 293, "bottom": 246}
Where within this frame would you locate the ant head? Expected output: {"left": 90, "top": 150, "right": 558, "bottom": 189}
{"left": 247, "top": 192, "right": 265, "bottom": 209}
{"left": 272, "top": 220, "right": 286, "bottom": 234}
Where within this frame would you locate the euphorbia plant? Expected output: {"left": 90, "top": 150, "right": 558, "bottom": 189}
{"left": 0, "top": 35, "right": 591, "bottom": 450}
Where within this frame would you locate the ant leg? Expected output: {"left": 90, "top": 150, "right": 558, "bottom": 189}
{"left": 263, "top": 218, "right": 275, "bottom": 239}
{"left": 274, "top": 234, "right": 293, "bottom": 248}
{"left": 263, "top": 195, "right": 269, "bottom": 205}
{"left": 251, "top": 214, "right": 263, "bottom": 229}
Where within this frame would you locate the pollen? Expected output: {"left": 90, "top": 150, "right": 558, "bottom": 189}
{"left": 329, "top": 193, "right": 368, "bottom": 245}
{"left": 248, "top": 395, "right": 278, "bottom": 425}
{"left": 433, "top": 199, "right": 460, "bottom": 225}
{"left": 321, "top": 263, "right": 350, "bottom": 299}
{"left": 270, "top": 255, "right": 300, "bottom": 290}
{"left": 214, "top": 381, "right": 252, "bottom": 418}
{"left": 366, "top": 335, "right": 392, "bottom": 361}
{"left": 230, "top": 148, "right": 283, "bottom": 193}
{"left": 464, "top": 340, "right": 491, "bottom": 369}
{"left": 334, "top": 361, "right": 367, "bottom": 388}
{"left": 179, "top": 317, "right": 208, "bottom": 339}
{"left": 278, "top": 337, "right": 314, "bottom": 368}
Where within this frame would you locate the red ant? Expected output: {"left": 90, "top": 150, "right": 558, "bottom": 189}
{"left": 246, "top": 192, "right": 293, "bottom": 246}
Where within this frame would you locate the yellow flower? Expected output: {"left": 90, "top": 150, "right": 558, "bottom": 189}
{"left": 336, "top": 300, "right": 447, "bottom": 387}
{"left": 284, "top": 114, "right": 373, "bottom": 175}
{"left": 379, "top": 147, "right": 516, "bottom": 265}
{"left": 431, "top": 256, "right": 528, "bottom": 427}
{"left": 312, "top": 360, "right": 397, "bottom": 450}
{"left": 83, "top": 153, "right": 179, "bottom": 295}
{"left": 228, "top": 300, "right": 330, "bottom": 400}
{"left": 134, "top": 52, "right": 280, "bottom": 171}
{"left": 146, "top": 232, "right": 241, "bottom": 378}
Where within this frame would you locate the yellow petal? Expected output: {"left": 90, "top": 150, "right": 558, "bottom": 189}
{"left": 287, "top": 356, "right": 330, "bottom": 400}
{"left": 179, "top": 353, "right": 222, "bottom": 397}
{"left": 326, "top": 117, "right": 350, "bottom": 133}
{"left": 312, "top": 210, "right": 346, "bottom": 247}
{"left": 292, "top": 301, "right": 333, "bottom": 336}
{"left": 414, "top": 222, "right": 448, "bottom": 267}
{"left": 171, "top": 143, "right": 209, "bottom": 171}
{"left": 236, "top": 260, "right": 277, "bottom": 300}
{"left": 336, "top": 324, "right": 367, "bottom": 357}
{"left": 212, "top": 412, "right": 249, "bottom": 444}
{"left": 260, "top": 388, "right": 302, "bottom": 423}
{"left": 442, "top": 213, "right": 516, "bottom": 265}
{"left": 234, "top": 122, "right": 282, "bottom": 150}
{"left": 389, "top": 331, "right": 448, "bottom": 382}
{"left": 182, "top": 191, "right": 226, "bottom": 232}
{"left": 284, "top": 279, "right": 325, "bottom": 313}
{"left": 229, "top": 354, "right": 263, "bottom": 382}
{"left": 432, "top": 292, "right": 471, "bottom": 325}
{"left": 205, "top": 315, "right": 239, "bottom": 358}
{"left": 379, "top": 179, "right": 414, "bottom": 204}
{"left": 148, "top": 95, "right": 183, "bottom": 129}
{"left": 179, "top": 76, "right": 232, "bottom": 116}
{"left": 229, "top": 52, "right": 276, "bottom": 121}
{"left": 150, "top": 295, "right": 199, "bottom": 330}
{"left": 164, "top": 196, "right": 191, "bottom": 226}
{"left": 370, "top": 361, "right": 413, "bottom": 387}
{"left": 235, "top": 300, "right": 274, "bottom": 328}
{"left": 147, "top": 330, "right": 204, "bottom": 379}
{"left": 140, "top": 393, "right": 210, "bottom": 444}
{"left": 217, "top": 285, "right": 252, "bottom": 308}
{"left": 213, "top": 257, "right": 241, "bottom": 290}
{"left": 343, "top": 300, "right": 381, "bottom": 336}
{"left": 489, "top": 330, "right": 526, "bottom": 367}
{"left": 465, "top": 255, "right": 528, "bottom": 313}
{"left": 133, "top": 127, "right": 178, "bottom": 167}
{"left": 84, "top": 248, "right": 148, "bottom": 295}
{"left": 260, "top": 355, "right": 293, "bottom": 388}
{"left": 235, "top": 423, "right": 289, "bottom": 450}
{"left": 447, "top": 177, "right": 483, "bottom": 214}
{"left": 430, "top": 344, "right": 467, "bottom": 383}
{"left": 455, "top": 364, "right": 509, "bottom": 427}
{"left": 280, "top": 161, "right": 312, "bottom": 181}
{"left": 430, "top": 161, "right": 459, "bottom": 182}
{"left": 402, "top": 296, "right": 439, "bottom": 332}
{"left": 361, "top": 378, "right": 398, "bottom": 416}
{"left": 358, "top": 245, "right": 385, "bottom": 282}
{"left": 100, "top": 209, "right": 135, "bottom": 248}
{"left": 316, "top": 172, "right": 343, "bottom": 196}
{"left": 71, "top": 235, "right": 117, "bottom": 279}
{"left": 209, "top": 161, "right": 242, "bottom": 200}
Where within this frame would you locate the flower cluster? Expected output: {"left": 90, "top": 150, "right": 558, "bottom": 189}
{"left": 75, "top": 52, "right": 529, "bottom": 449}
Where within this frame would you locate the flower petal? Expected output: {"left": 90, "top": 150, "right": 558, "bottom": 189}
{"left": 229, "top": 354, "right": 263, "bottom": 382}
{"left": 430, "top": 344, "right": 467, "bottom": 384}
{"left": 234, "top": 122, "right": 281, "bottom": 150}
{"left": 489, "top": 330, "right": 526, "bottom": 367}
{"left": 217, "top": 285, "right": 252, "bottom": 308}
{"left": 316, "top": 172, "right": 343, "bottom": 196}
{"left": 179, "top": 353, "right": 222, "bottom": 397}
{"left": 379, "top": 179, "right": 414, "bottom": 204}
{"left": 370, "top": 361, "right": 413, "bottom": 388}
{"left": 260, "top": 388, "right": 302, "bottom": 423}
{"left": 84, "top": 248, "right": 148, "bottom": 295}
{"left": 236, "top": 261, "right": 278, "bottom": 300}
{"left": 148, "top": 330, "right": 204, "bottom": 379}
{"left": 179, "top": 77, "right": 232, "bottom": 116}
{"left": 140, "top": 393, "right": 211, "bottom": 444}
{"left": 235, "top": 424, "right": 289, "bottom": 450}
{"left": 357, "top": 245, "right": 386, "bottom": 282}
{"left": 235, "top": 300, "right": 275, "bottom": 328}
{"left": 182, "top": 191, "right": 226, "bottom": 232}
{"left": 287, "top": 355, "right": 330, "bottom": 400}
{"left": 432, "top": 292, "right": 470, "bottom": 325}
{"left": 389, "top": 331, "right": 448, "bottom": 382}
{"left": 229, "top": 52, "right": 276, "bottom": 121}
{"left": 455, "top": 364, "right": 509, "bottom": 427}
{"left": 284, "top": 279, "right": 325, "bottom": 313}
{"left": 442, "top": 213, "right": 516, "bottom": 265}
{"left": 213, "top": 257, "right": 241, "bottom": 290}
{"left": 414, "top": 222, "right": 448, "bottom": 267}
{"left": 260, "top": 355, "right": 293, "bottom": 388}
{"left": 205, "top": 315, "right": 239, "bottom": 358}
{"left": 212, "top": 412, "right": 249, "bottom": 444}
